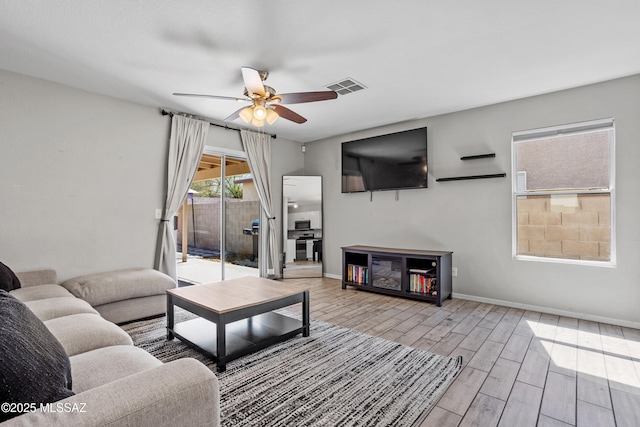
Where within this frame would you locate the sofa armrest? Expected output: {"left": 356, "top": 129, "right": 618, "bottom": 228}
{"left": 1, "top": 358, "right": 220, "bottom": 427}
{"left": 15, "top": 269, "right": 57, "bottom": 288}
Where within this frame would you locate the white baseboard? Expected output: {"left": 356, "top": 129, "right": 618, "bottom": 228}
{"left": 317, "top": 275, "right": 639, "bottom": 329}
{"left": 453, "top": 292, "right": 640, "bottom": 330}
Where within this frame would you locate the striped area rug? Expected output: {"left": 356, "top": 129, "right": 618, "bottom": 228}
{"left": 122, "top": 310, "right": 462, "bottom": 427}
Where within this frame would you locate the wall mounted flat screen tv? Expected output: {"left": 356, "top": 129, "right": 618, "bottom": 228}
{"left": 341, "top": 127, "right": 428, "bottom": 193}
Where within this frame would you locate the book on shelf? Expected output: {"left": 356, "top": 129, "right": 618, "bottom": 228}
{"left": 409, "top": 274, "right": 437, "bottom": 296}
{"left": 346, "top": 264, "right": 368, "bottom": 284}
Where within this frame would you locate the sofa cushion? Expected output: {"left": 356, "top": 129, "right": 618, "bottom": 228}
{"left": 95, "top": 294, "right": 167, "bottom": 324}
{"left": 70, "top": 345, "right": 162, "bottom": 393}
{"left": 44, "top": 313, "right": 133, "bottom": 357}
{"left": 10, "top": 284, "right": 74, "bottom": 302}
{"left": 15, "top": 269, "right": 57, "bottom": 288}
{"left": 25, "top": 297, "right": 99, "bottom": 321}
{"left": 0, "top": 290, "right": 74, "bottom": 422}
{"left": 61, "top": 268, "right": 176, "bottom": 306}
{"left": 0, "top": 261, "right": 21, "bottom": 292}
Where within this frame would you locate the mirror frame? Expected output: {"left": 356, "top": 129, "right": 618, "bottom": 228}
{"left": 281, "top": 175, "right": 323, "bottom": 278}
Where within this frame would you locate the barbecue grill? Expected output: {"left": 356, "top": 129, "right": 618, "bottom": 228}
{"left": 242, "top": 219, "right": 259, "bottom": 260}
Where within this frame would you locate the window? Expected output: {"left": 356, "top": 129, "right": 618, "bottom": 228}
{"left": 512, "top": 118, "right": 615, "bottom": 265}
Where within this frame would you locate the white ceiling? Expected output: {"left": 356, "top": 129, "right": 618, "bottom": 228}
{"left": 2, "top": 1, "right": 639, "bottom": 143}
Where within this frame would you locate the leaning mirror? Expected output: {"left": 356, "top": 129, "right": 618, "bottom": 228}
{"left": 282, "top": 176, "right": 323, "bottom": 278}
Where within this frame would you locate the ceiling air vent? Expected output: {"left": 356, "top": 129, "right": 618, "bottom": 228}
{"left": 326, "top": 78, "right": 366, "bottom": 95}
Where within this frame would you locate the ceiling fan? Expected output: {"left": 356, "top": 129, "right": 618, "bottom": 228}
{"left": 173, "top": 67, "right": 338, "bottom": 127}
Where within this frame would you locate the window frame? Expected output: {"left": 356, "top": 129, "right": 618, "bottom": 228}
{"left": 511, "top": 118, "right": 616, "bottom": 267}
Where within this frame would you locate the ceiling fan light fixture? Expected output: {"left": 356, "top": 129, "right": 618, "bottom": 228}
{"left": 265, "top": 108, "right": 279, "bottom": 125}
{"left": 252, "top": 105, "right": 267, "bottom": 120}
{"left": 238, "top": 106, "right": 253, "bottom": 123}
{"left": 174, "top": 67, "right": 333, "bottom": 126}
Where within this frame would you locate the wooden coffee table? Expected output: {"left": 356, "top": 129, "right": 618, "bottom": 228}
{"left": 166, "top": 276, "right": 310, "bottom": 372}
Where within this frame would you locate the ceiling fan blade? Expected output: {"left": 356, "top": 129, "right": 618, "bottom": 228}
{"left": 241, "top": 67, "right": 266, "bottom": 97}
{"left": 223, "top": 106, "right": 248, "bottom": 122}
{"left": 173, "top": 93, "right": 246, "bottom": 102}
{"left": 273, "top": 91, "right": 338, "bottom": 104}
{"left": 272, "top": 105, "right": 307, "bottom": 124}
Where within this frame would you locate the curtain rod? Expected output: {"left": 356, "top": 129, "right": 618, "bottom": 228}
{"left": 161, "top": 109, "right": 276, "bottom": 139}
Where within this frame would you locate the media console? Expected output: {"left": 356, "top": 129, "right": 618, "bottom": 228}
{"left": 341, "top": 245, "right": 453, "bottom": 306}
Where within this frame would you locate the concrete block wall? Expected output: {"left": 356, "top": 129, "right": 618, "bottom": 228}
{"left": 517, "top": 193, "right": 610, "bottom": 261}
{"left": 225, "top": 200, "right": 260, "bottom": 254}
{"left": 177, "top": 199, "right": 260, "bottom": 255}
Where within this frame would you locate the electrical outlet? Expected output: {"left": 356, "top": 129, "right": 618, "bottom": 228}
{"left": 452, "top": 267, "right": 458, "bottom": 277}
{"left": 155, "top": 209, "right": 163, "bottom": 220}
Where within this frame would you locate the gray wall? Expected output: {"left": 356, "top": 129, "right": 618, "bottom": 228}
{"left": 304, "top": 74, "right": 640, "bottom": 327}
{"left": 0, "top": 69, "right": 170, "bottom": 281}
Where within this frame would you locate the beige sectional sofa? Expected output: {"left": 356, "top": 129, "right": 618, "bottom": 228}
{"left": 2, "top": 268, "right": 220, "bottom": 427}
{"left": 59, "top": 268, "right": 175, "bottom": 324}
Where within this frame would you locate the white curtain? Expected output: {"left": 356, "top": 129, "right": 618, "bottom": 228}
{"left": 154, "top": 115, "right": 209, "bottom": 282}
{"left": 240, "top": 129, "right": 279, "bottom": 278}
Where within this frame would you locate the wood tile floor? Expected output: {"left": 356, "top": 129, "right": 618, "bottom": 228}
{"left": 284, "top": 277, "right": 640, "bottom": 427}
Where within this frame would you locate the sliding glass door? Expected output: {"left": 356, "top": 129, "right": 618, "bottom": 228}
{"left": 176, "top": 148, "right": 260, "bottom": 283}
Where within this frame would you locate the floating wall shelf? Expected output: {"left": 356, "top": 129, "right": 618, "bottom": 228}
{"left": 436, "top": 153, "right": 505, "bottom": 182}
{"left": 460, "top": 153, "right": 496, "bottom": 160}
{"left": 436, "top": 173, "right": 507, "bottom": 182}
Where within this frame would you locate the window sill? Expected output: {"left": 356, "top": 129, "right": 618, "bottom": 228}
{"left": 513, "top": 255, "right": 616, "bottom": 268}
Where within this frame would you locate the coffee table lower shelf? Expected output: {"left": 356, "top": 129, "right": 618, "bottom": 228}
{"left": 169, "top": 312, "right": 304, "bottom": 371}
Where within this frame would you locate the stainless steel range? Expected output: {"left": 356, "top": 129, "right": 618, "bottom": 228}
{"left": 295, "top": 233, "right": 314, "bottom": 261}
